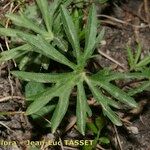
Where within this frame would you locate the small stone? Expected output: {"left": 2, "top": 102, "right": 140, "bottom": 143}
{"left": 101, "top": 40, "right": 107, "bottom": 45}
{"left": 127, "top": 126, "right": 139, "bottom": 134}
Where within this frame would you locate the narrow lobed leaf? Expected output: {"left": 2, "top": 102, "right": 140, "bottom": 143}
{"left": 63, "top": 0, "right": 74, "bottom": 7}
{"left": 141, "top": 68, "right": 150, "bottom": 77}
{"left": 0, "top": 44, "right": 30, "bottom": 62}
{"left": 126, "top": 46, "right": 134, "bottom": 69}
{"left": 134, "top": 43, "right": 142, "bottom": 65}
{"left": 105, "top": 98, "right": 120, "bottom": 109}
{"left": 53, "top": 36, "right": 68, "bottom": 52}
{"left": 11, "top": 71, "right": 74, "bottom": 83}
{"left": 0, "top": 28, "right": 25, "bottom": 37}
{"left": 86, "top": 79, "right": 122, "bottom": 126}
{"left": 76, "top": 81, "right": 87, "bottom": 135}
{"left": 49, "top": 0, "right": 62, "bottom": 20}
{"left": 92, "top": 71, "right": 150, "bottom": 82}
{"left": 17, "top": 33, "right": 76, "bottom": 69}
{"left": 18, "top": 53, "right": 32, "bottom": 70}
{"left": 102, "top": 105, "right": 122, "bottom": 126}
{"left": 99, "top": 81, "right": 138, "bottom": 108}
{"left": 86, "top": 102, "right": 92, "bottom": 117}
{"left": 36, "top": 0, "right": 52, "bottom": 33}
{"left": 51, "top": 79, "right": 75, "bottom": 133}
{"left": 32, "top": 105, "right": 55, "bottom": 119}
{"left": 6, "top": 13, "right": 46, "bottom": 35}
{"left": 26, "top": 85, "right": 58, "bottom": 115}
{"left": 83, "top": 4, "right": 97, "bottom": 60}
{"left": 95, "top": 28, "right": 105, "bottom": 47}
{"left": 136, "top": 55, "right": 150, "bottom": 68}
{"left": 128, "top": 81, "right": 150, "bottom": 96}
{"left": 60, "top": 5, "right": 80, "bottom": 63}
{"left": 25, "top": 81, "right": 45, "bottom": 98}
{"left": 26, "top": 74, "right": 77, "bottom": 115}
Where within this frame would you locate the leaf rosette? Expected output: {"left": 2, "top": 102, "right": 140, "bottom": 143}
{"left": 1, "top": 0, "right": 149, "bottom": 135}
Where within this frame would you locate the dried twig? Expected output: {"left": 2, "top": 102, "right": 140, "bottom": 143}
{"left": 63, "top": 146, "right": 78, "bottom": 150}
{"left": 97, "top": 14, "right": 149, "bottom": 28}
{"left": 4, "top": 2, "right": 15, "bottom": 96}
{"left": 0, "top": 121, "right": 14, "bottom": 132}
{"left": 0, "top": 111, "right": 25, "bottom": 115}
{"left": 2, "top": 1, "right": 11, "bottom": 9}
{"left": 113, "top": 125, "right": 123, "bottom": 150}
{"left": 59, "top": 137, "right": 65, "bottom": 150}
{"left": 65, "top": 116, "right": 77, "bottom": 132}
{"left": 4, "top": 2, "right": 21, "bottom": 96}
{"left": 96, "top": 144, "right": 106, "bottom": 150}
{"left": 0, "top": 95, "right": 25, "bottom": 102}
{"left": 98, "top": 49, "right": 126, "bottom": 70}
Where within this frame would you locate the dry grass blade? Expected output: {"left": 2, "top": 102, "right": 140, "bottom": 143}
{"left": 113, "top": 125, "right": 123, "bottom": 150}
{"left": 0, "top": 121, "right": 14, "bottom": 133}
{"left": 65, "top": 116, "right": 77, "bottom": 132}
{"left": 97, "top": 14, "right": 149, "bottom": 28}
{"left": 0, "top": 96, "right": 25, "bottom": 102}
{"left": 98, "top": 49, "right": 126, "bottom": 70}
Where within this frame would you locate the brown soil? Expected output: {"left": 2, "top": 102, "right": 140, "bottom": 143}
{"left": 97, "top": 0, "right": 150, "bottom": 149}
{"left": 0, "top": 65, "right": 32, "bottom": 149}
{"left": 119, "top": 105, "right": 150, "bottom": 150}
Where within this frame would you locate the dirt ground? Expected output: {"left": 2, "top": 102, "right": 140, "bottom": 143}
{"left": 0, "top": 0, "right": 150, "bottom": 150}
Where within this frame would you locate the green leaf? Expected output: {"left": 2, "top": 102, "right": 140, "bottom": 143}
{"left": 11, "top": 71, "right": 74, "bottom": 83}
{"left": 102, "top": 105, "right": 121, "bottom": 126}
{"left": 36, "top": 0, "right": 52, "bottom": 33}
{"left": 92, "top": 71, "right": 150, "bottom": 82}
{"left": 0, "top": 21, "right": 4, "bottom": 27}
{"left": 63, "top": 0, "right": 74, "bottom": 7}
{"left": 26, "top": 74, "right": 76, "bottom": 115}
{"left": 86, "top": 79, "right": 122, "bottom": 126}
{"left": 17, "top": 33, "right": 76, "bottom": 69}
{"left": 99, "top": 81, "right": 138, "bottom": 107}
{"left": 32, "top": 104, "right": 55, "bottom": 119}
{"left": 26, "top": 85, "right": 58, "bottom": 114}
{"left": 0, "top": 44, "right": 30, "bottom": 62}
{"left": 99, "top": 137, "right": 110, "bottom": 145}
{"left": 126, "top": 46, "right": 134, "bottom": 69}
{"left": 95, "top": 28, "right": 105, "bottom": 47}
{"left": 49, "top": 0, "right": 62, "bottom": 20}
{"left": 53, "top": 36, "right": 68, "bottom": 52}
{"left": 72, "top": 9, "right": 81, "bottom": 34}
{"left": 84, "top": 4, "right": 97, "bottom": 60}
{"left": 136, "top": 55, "right": 150, "bottom": 68}
{"left": 23, "top": 3, "right": 38, "bottom": 20}
{"left": 25, "top": 81, "right": 45, "bottom": 98}
{"left": 105, "top": 98, "right": 120, "bottom": 109}
{"left": 95, "top": 116, "right": 105, "bottom": 131}
{"left": 61, "top": 5, "right": 80, "bottom": 63}
{"left": 76, "top": 81, "right": 87, "bottom": 135}
{"left": 6, "top": 13, "right": 46, "bottom": 35}
{"left": 26, "top": 83, "right": 68, "bottom": 113}
{"left": 0, "top": 28, "right": 25, "bottom": 37}
{"left": 51, "top": 80, "right": 75, "bottom": 133}
{"left": 107, "top": 72, "right": 150, "bottom": 81}
{"left": 53, "top": 14, "right": 62, "bottom": 34}
{"left": 19, "top": 53, "right": 32, "bottom": 70}
{"left": 134, "top": 43, "right": 142, "bottom": 65}
{"left": 87, "top": 122, "right": 98, "bottom": 134}
{"left": 86, "top": 102, "right": 92, "bottom": 117}
{"left": 87, "top": 74, "right": 120, "bottom": 109}
{"left": 128, "top": 81, "right": 150, "bottom": 96}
